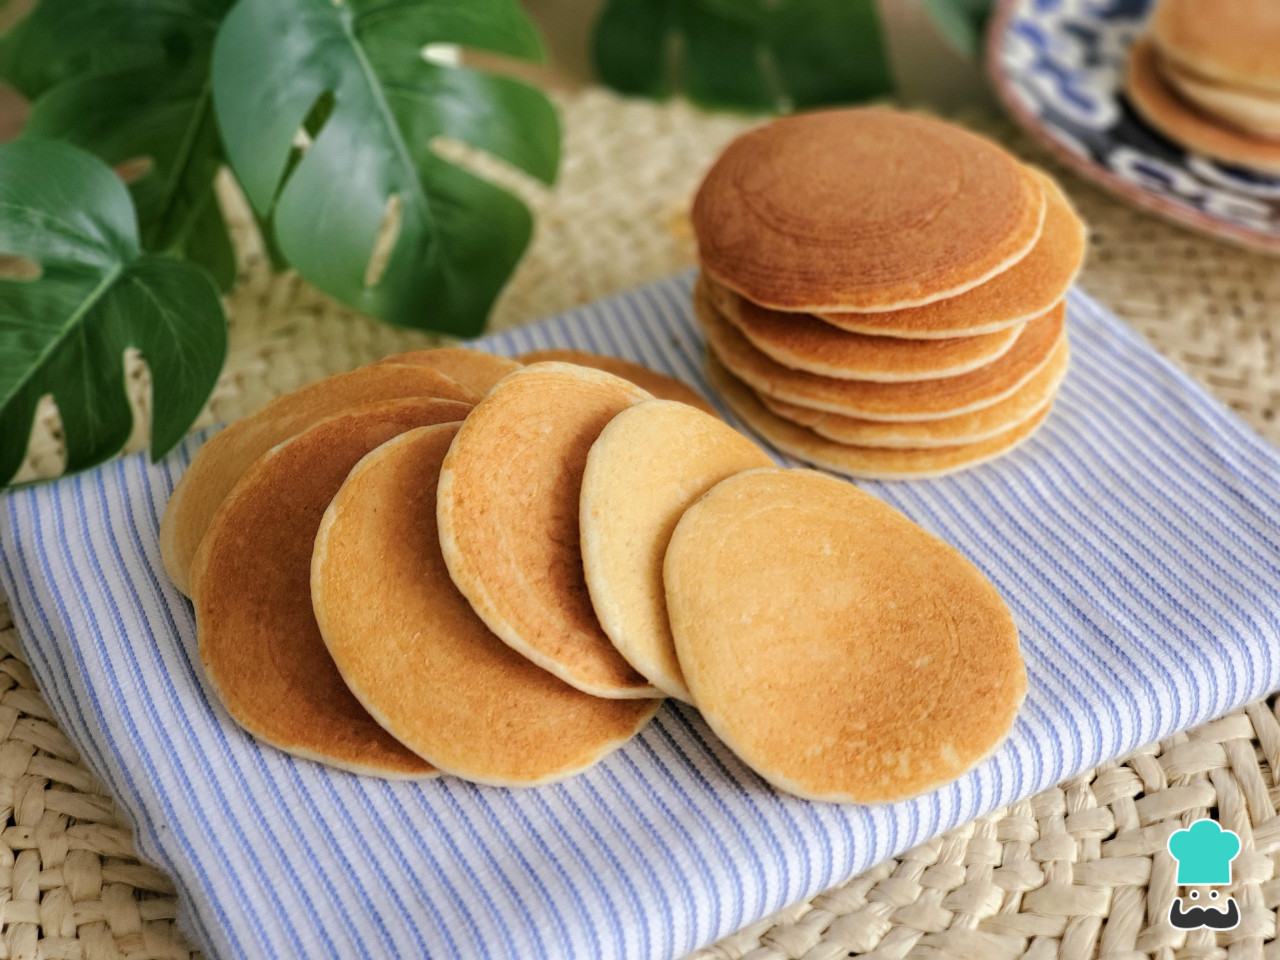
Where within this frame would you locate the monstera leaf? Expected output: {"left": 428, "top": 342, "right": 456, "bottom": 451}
{"left": 211, "top": 0, "right": 560, "bottom": 335}
{"left": 0, "top": 0, "right": 237, "bottom": 289}
{"left": 593, "top": 0, "right": 893, "bottom": 111}
{"left": 0, "top": 140, "right": 227, "bottom": 486}
{"left": 922, "top": 0, "right": 994, "bottom": 58}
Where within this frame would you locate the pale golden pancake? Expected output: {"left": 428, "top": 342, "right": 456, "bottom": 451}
{"left": 311, "top": 424, "right": 661, "bottom": 786}
{"left": 705, "top": 277, "right": 1022, "bottom": 381}
{"left": 190, "top": 397, "right": 472, "bottom": 776}
{"left": 708, "top": 356, "right": 1052, "bottom": 479}
{"left": 698, "top": 283, "right": 1064, "bottom": 421}
{"left": 812, "top": 173, "right": 1086, "bottom": 338}
{"left": 438, "top": 362, "right": 659, "bottom": 698}
{"left": 692, "top": 108, "right": 1046, "bottom": 312}
{"left": 161, "top": 364, "right": 476, "bottom": 597}
{"left": 579, "top": 400, "right": 773, "bottom": 701}
{"left": 1151, "top": 0, "right": 1280, "bottom": 94}
{"left": 664, "top": 468, "right": 1026, "bottom": 803}
{"left": 517, "top": 349, "right": 718, "bottom": 416}
{"left": 1126, "top": 38, "right": 1280, "bottom": 174}
{"left": 1160, "top": 56, "right": 1280, "bottom": 141}
{"left": 762, "top": 336, "right": 1069, "bottom": 448}
{"left": 376, "top": 348, "right": 522, "bottom": 395}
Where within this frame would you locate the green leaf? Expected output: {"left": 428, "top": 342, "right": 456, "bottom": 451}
{"left": 1, "top": 0, "right": 237, "bottom": 289}
{"left": 211, "top": 0, "right": 560, "bottom": 336}
{"left": 593, "top": 0, "right": 893, "bottom": 112}
{"left": 921, "top": 0, "right": 994, "bottom": 60}
{"left": 0, "top": 140, "right": 227, "bottom": 486}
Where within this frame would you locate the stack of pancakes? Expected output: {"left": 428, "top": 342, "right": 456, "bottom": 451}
{"left": 163, "top": 346, "right": 1026, "bottom": 803}
{"left": 691, "top": 108, "right": 1086, "bottom": 480}
{"left": 1127, "top": 0, "right": 1280, "bottom": 173}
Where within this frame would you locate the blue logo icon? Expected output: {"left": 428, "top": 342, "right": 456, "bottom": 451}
{"left": 1168, "top": 819, "right": 1240, "bottom": 885}
{"left": 1166, "top": 819, "right": 1241, "bottom": 931}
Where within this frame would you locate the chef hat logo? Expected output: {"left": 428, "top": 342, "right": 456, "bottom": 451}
{"left": 1168, "top": 819, "right": 1241, "bottom": 885}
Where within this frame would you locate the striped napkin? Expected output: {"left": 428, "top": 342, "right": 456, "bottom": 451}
{"left": 2, "top": 273, "right": 1278, "bottom": 960}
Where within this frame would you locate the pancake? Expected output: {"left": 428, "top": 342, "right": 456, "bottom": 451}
{"left": 579, "top": 400, "right": 773, "bottom": 701}
{"left": 1126, "top": 38, "right": 1280, "bottom": 174}
{"left": 190, "top": 397, "right": 472, "bottom": 776}
{"left": 762, "top": 335, "right": 1069, "bottom": 448}
{"left": 705, "top": 277, "right": 1023, "bottom": 382}
{"left": 692, "top": 108, "right": 1046, "bottom": 312}
{"left": 708, "top": 356, "right": 1052, "bottom": 479}
{"left": 160, "top": 364, "right": 477, "bottom": 597}
{"left": 517, "top": 349, "right": 718, "bottom": 416}
{"left": 1151, "top": 0, "right": 1280, "bottom": 94}
{"left": 437, "top": 362, "right": 659, "bottom": 698}
{"left": 311, "top": 424, "right": 661, "bottom": 786}
{"left": 1158, "top": 56, "right": 1280, "bottom": 141}
{"left": 812, "top": 172, "right": 1086, "bottom": 339}
{"left": 664, "top": 467, "right": 1026, "bottom": 803}
{"left": 376, "top": 348, "right": 522, "bottom": 395}
{"left": 697, "top": 282, "right": 1064, "bottom": 421}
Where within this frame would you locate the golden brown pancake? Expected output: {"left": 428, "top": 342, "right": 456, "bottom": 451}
{"left": 708, "top": 356, "right": 1052, "bottom": 479}
{"left": 438, "top": 362, "right": 659, "bottom": 698}
{"left": 311, "top": 424, "right": 661, "bottom": 786}
{"left": 692, "top": 108, "right": 1046, "bottom": 312}
{"left": 698, "top": 283, "right": 1064, "bottom": 421}
{"left": 190, "top": 397, "right": 472, "bottom": 776}
{"left": 376, "top": 348, "right": 522, "bottom": 395}
{"left": 1126, "top": 38, "right": 1280, "bottom": 174}
{"left": 1151, "top": 0, "right": 1280, "bottom": 94}
{"left": 161, "top": 364, "right": 476, "bottom": 596}
{"left": 762, "top": 336, "right": 1069, "bottom": 448}
{"left": 705, "top": 277, "right": 1023, "bottom": 381}
{"left": 579, "top": 400, "right": 773, "bottom": 701}
{"left": 1159, "top": 56, "right": 1280, "bottom": 141}
{"left": 812, "top": 173, "right": 1086, "bottom": 338}
{"left": 664, "top": 468, "right": 1026, "bottom": 803}
{"left": 517, "top": 349, "right": 718, "bottom": 416}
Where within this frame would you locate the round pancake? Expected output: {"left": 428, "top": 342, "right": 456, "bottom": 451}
{"left": 708, "top": 356, "right": 1052, "bottom": 479}
{"left": 705, "top": 276, "right": 1023, "bottom": 381}
{"left": 161, "top": 364, "right": 476, "bottom": 597}
{"left": 692, "top": 108, "right": 1046, "bottom": 312}
{"left": 762, "top": 335, "right": 1069, "bottom": 448}
{"left": 312, "top": 424, "right": 661, "bottom": 786}
{"left": 698, "top": 283, "right": 1064, "bottom": 421}
{"left": 1126, "top": 38, "right": 1280, "bottom": 174}
{"left": 580, "top": 400, "right": 773, "bottom": 701}
{"left": 376, "top": 348, "right": 522, "bottom": 395}
{"left": 812, "top": 172, "right": 1086, "bottom": 339}
{"left": 190, "top": 397, "right": 472, "bottom": 776}
{"left": 1160, "top": 56, "right": 1280, "bottom": 140}
{"left": 517, "top": 349, "right": 718, "bottom": 416}
{"left": 438, "top": 362, "right": 659, "bottom": 698}
{"left": 664, "top": 468, "right": 1026, "bottom": 803}
{"left": 1152, "top": 0, "right": 1280, "bottom": 94}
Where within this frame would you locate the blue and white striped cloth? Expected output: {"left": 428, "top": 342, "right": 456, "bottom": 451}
{"left": 2, "top": 273, "right": 1279, "bottom": 960}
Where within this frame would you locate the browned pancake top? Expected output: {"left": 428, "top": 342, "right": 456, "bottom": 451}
{"left": 160, "top": 363, "right": 476, "bottom": 596}
{"left": 517, "top": 349, "right": 718, "bottom": 416}
{"left": 190, "top": 397, "right": 471, "bottom": 776}
{"left": 376, "top": 348, "right": 521, "bottom": 395}
{"left": 437, "top": 362, "right": 658, "bottom": 698}
{"left": 813, "top": 172, "right": 1086, "bottom": 338}
{"left": 692, "top": 109, "right": 1046, "bottom": 312}
{"left": 665, "top": 468, "right": 1026, "bottom": 801}
{"left": 312, "top": 424, "right": 660, "bottom": 786}
{"left": 1152, "top": 0, "right": 1280, "bottom": 92}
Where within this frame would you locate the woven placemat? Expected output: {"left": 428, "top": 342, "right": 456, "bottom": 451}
{"left": 3, "top": 88, "right": 1279, "bottom": 960}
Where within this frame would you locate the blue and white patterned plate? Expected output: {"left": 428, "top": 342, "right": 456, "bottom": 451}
{"left": 987, "top": 0, "right": 1280, "bottom": 253}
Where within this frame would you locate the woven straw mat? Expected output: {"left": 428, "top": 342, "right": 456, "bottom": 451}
{"left": 4, "top": 88, "right": 1280, "bottom": 960}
